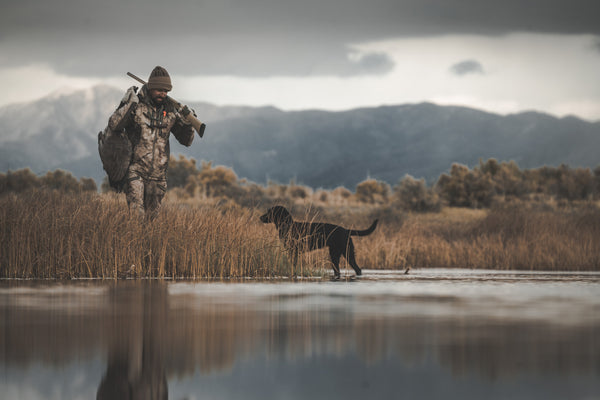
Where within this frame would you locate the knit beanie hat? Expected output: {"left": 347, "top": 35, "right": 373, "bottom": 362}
{"left": 147, "top": 66, "right": 172, "bottom": 91}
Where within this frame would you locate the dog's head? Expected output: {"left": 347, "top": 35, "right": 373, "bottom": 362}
{"left": 260, "top": 205, "right": 293, "bottom": 225}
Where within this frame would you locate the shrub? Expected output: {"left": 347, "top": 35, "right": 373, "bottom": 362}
{"left": 394, "top": 175, "right": 441, "bottom": 212}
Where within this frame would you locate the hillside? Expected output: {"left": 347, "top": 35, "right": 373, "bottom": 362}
{"left": 1, "top": 86, "right": 598, "bottom": 189}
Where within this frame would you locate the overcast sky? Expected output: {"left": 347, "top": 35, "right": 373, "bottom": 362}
{"left": 2, "top": 0, "right": 600, "bottom": 120}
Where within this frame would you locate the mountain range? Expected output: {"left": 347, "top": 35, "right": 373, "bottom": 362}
{"left": 1, "top": 86, "right": 599, "bottom": 189}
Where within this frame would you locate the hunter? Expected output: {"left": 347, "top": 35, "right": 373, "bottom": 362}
{"left": 107, "top": 66, "right": 196, "bottom": 218}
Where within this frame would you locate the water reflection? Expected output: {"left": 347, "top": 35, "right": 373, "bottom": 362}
{"left": 0, "top": 270, "right": 599, "bottom": 400}
{"left": 97, "top": 283, "right": 168, "bottom": 399}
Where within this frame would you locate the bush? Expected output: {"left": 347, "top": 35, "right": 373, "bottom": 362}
{"left": 168, "top": 155, "right": 199, "bottom": 188}
{"left": 355, "top": 179, "right": 390, "bottom": 204}
{"left": 1, "top": 168, "right": 97, "bottom": 195}
{"left": 0, "top": 168, "right": 40, "bottom": 193}
{"left": 394, "top": 175, "right": 441, "bottom": 212}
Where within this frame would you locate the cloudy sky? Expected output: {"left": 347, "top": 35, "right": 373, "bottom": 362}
{"left": 2, "top": 0, "right": 600, "bottom": 120}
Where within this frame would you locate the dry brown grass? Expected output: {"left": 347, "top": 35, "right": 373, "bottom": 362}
{"left": 1, "top": 191, "right": 599, "bottom": 279}
{"left": 0, "top": 190, "right": 307, "bottom": 279}
{"left": 358, "top": 206, "right": 600, "bottom": 271}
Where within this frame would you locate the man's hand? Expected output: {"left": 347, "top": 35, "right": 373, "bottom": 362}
{"left": 180, "top": 105, "right": 205, "bottom": 137}
{"left": 121, "top": 86, "right": 139, "bottom": 104}
{"left": 181, "top": 105, "right": 196, "bottom": 117}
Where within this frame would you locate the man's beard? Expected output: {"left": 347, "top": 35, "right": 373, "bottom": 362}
{"left": 152, "top": 96, "right": 165, "bottom": 106}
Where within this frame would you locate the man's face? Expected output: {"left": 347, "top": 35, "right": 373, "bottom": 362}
{"left": 149, "top": 89, "right": 168, "bottom": 105}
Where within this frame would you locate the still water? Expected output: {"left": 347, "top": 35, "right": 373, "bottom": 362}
{"left": 1, "top": 269, "right": 599, "bottom": 400}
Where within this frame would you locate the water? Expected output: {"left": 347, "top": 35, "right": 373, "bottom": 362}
{"left": 1, "top": 269, "right": 599, "bottom": 400}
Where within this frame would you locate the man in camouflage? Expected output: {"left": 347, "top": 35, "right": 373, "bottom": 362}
{"left": 108, "top": 66, "right": 195, "bottom": 217}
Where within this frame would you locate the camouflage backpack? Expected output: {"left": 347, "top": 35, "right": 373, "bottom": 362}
{"left": 98, "top": 126, "right": 132, "bottom": 192}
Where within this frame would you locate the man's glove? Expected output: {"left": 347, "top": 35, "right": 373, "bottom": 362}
{"left": 121, "top": 86, "right": 139, "bottom": 104}
{"left": 181, "top": 105, "right": 196, "bottom": 117}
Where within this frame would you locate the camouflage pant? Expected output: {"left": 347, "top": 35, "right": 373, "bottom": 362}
{"left": 126, "top": 171, "right": 167, "bottom": 218}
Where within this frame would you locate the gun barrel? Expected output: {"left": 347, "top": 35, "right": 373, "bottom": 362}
{"left": 127, "top": 72, "right": 146, "bottom": 86}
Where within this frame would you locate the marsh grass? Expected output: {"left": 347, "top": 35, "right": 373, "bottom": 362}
{"left": 1, "top": 191, "right": 599, "bottom": 279}
{"left": 359, "top": 206, "right": 600, "bottom": 271}
{"left": 0, "top": 191, "right": 313, "bottom": 279}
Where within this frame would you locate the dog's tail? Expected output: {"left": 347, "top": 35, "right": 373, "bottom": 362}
{"left": 349, "top": 219, "right": 378, "bottom": 236}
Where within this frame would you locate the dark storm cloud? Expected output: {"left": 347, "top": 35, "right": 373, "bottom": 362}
{"left": 1, "top": 0, "right": 599, "bottom": 78}
{"left": 449, "top": 60, "right": 484, "bottom": 76}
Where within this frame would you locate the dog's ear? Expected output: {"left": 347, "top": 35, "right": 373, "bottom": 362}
{"left": 270, "top": 207, "right": 282, "bottom": 221}
{"left": 272, "top": 206, "right": 293, "bottom": 225}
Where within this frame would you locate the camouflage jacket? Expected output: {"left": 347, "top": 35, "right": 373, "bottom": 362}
{"left": 108, "top": 85, "right": 194, "bottom": 180}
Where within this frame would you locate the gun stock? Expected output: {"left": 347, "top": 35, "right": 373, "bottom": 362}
{"left": 183, "top": 112, "right": 206, "bottom": 138}
{"left": 126, "top": 72, "right": 205, "bottom": 138}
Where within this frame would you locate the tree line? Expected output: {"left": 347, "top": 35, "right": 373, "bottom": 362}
{"left": 0, "top": 168, "right": 97, "bottom": 194}
{"left": 163, "top": 156, "right": 600, "bottom": 211}
{"left": 436, "top": 159, "right": 600, "bottom": 208}
{"left": 2, "top": 157, "right": 600, "bottom": 211}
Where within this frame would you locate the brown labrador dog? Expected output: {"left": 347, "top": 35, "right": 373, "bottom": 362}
{"left": 260, "top": 206, "right": 378, "bottom": 277}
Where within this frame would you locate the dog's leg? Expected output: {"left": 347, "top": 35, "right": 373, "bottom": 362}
{"left": 344, "top": 239, "right": 362, "bottom": 276}
{"left": 328, "top": 247, "right": 341, "bottom": 278}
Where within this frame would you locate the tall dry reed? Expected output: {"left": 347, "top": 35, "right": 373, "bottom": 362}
{"left": 358, "top": 206, "right": 600, "bottom": 271}
{"left": 0, "top": 190, "right": 304, "bottom": 279}
{"left": 2, "top": 191, "right": 599, "bottom": 278}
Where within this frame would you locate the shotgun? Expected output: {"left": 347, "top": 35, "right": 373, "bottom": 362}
{"left": 127, "top": 72, "right": 205, "bottom": 138}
